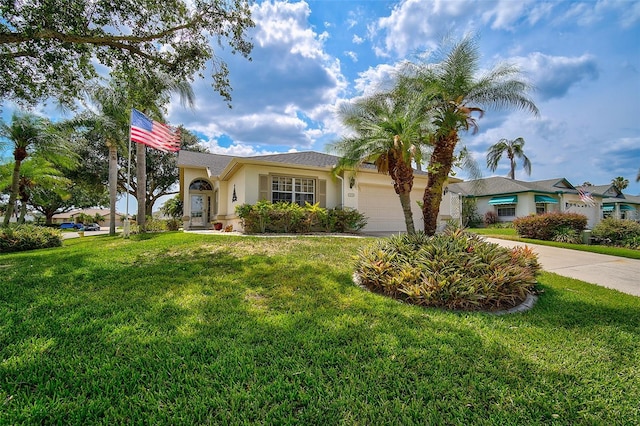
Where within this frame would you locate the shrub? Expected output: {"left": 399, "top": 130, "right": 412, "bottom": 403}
{"left": 0, "top": 225, "right": 63, "bottom": 253}
{"left": 592, "top": 218, "right": 640, "bottom": 246}
{"left": 513, "top": 212, "right": 587, "bottom": 241}
{"left": 235, "top": 202, "right": 367, "bottom": 234}
{"left": 484, "top": 211, "right": 498, "bottom": 226}
{"left": 353, "top": 229, "right": 540, "bottom": 311}
{"left": 552, "top": 226, "right": 581, "bottom": 244}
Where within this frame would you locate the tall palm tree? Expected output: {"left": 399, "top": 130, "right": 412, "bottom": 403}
{"left": 329, "top": 92, "right": 426, "bottom": 234}
{"left": 79, "top": 70, "right": 194, "bottom": 235}
{"left": 0, "top": 112, "right": 75, "bottom": 226}
{"left": 398, "top": 36, "right": 539, "bottom": 235}
{"left": 611, "top": 176, "right": 629, "bottom": 192}
{"left": 486, "top": 137, "right": 532, "bottom": 179}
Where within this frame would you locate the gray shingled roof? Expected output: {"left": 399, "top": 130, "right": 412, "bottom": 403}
{"left": 247, "top": 151, "right": 340, "bottom": 168}
{"left": 177, "top": 150, "right": 432, "bottom": 177}
{"left": 177, "top": 150, "right": 235, "bottom": 176}
{"left": 448, "top": 176, "right": 576, "bottom": 197}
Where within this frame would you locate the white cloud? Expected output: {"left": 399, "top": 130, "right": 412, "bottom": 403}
{"left": 514, "top": 53, "right": 599, "bottom": 101}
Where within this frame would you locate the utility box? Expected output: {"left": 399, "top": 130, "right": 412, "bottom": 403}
{"left": 581, "top": 230, "right": 592, "bottom": 245}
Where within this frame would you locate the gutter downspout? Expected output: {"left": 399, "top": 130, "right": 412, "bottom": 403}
{"left": 336, "top": 175, "right": 344, "bottom": 209}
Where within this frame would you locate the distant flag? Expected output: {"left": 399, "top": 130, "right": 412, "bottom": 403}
{"left": 578, "top": 187, "right": 596, "bottom": 206}
{"left": 130, "top": 108, "right": 181, "bottom": 152}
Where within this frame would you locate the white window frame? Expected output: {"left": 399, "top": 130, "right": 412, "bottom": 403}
{"left": 271, "top": 176, "right": 316, "bottom": 206}
{"left": 497, "top": 204, "right": 516, "bottom": 217}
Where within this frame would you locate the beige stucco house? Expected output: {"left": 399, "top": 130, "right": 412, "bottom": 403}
{"left": 177, "top": 150, "right": 462, "bottom": 233}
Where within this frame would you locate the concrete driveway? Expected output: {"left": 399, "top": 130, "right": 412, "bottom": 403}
{"left": 486, "top": 238, "right": 640, "bottom": 297}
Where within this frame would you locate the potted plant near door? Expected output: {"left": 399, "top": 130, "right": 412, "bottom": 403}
{"left": 213, "top": 222, "right": 223, "bottom": 231}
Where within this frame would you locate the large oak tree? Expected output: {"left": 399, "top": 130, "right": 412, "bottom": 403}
{"left": 0, "top": 0, "right": 254, "bottom": 106}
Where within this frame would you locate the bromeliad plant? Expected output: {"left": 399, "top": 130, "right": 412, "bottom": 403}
{"left": 354, "top": 227, "right": 540, "bottom": 311}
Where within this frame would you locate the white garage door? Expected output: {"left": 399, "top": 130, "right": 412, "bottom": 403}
{"left": 358, "top": 184, "right": 424, "bottom": 233}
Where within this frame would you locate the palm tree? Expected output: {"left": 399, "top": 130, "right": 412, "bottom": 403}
{"left": 0, "top": 156, "right": 70, "bottom": 224}
{"left": 486, "top": 137, "right": 532, "bottom": 179}
{"left": 397, "top": 36, "right": 539, "bottom": 235}
{"left": 329, "top": 92, "right": 426, "bottom": 234}
{"left": 0, "top": 111, "right": 76, "bottom": 226}
{"left": 78, "top": 70, "right": 194, "bottom": 234}
{"left": 611, "top": 176, "right": 629, "bottom": 192}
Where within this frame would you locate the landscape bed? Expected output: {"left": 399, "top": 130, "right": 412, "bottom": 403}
{"left": 0, "top": 232, "right": 638, "bottom": 424}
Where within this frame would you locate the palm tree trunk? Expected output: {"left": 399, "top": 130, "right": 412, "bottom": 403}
{"left": 392, "top": 156, "right": 416, "bottom": 235}
{"left": 509, "top": 154, "right": 516, "bottom": 179}
{"left": 108, "top": 142, "right": 118, "bottom": 236}
{"left": 423, "top": 134, "right": 457, "bottom": 235}
{"left": 3, "top": 159, "right": 22, "bottom": 227}
{"left": 398, "top": 192, "right": 416, "bottom": 234}
{"left": 18, "top": 201, "right": 27, "bottom": 224}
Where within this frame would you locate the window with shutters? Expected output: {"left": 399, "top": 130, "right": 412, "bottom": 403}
{"left": 271, "top": 176, "right": 315, "bottom": 206}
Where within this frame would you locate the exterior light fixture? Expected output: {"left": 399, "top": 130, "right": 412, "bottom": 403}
{"left": 349, "top": 176, "right": 356, "bottom": 189}
{"left": 232, "top": 184, "right": 237, "bottom": 202}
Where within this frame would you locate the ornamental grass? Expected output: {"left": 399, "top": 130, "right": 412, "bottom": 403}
{"left": 354, "top": 228, "right": 541, "bottom": 311}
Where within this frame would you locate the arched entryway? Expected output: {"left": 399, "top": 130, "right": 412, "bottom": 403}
{"left": 188, "top": 179, "right": 213, "bottom": 228}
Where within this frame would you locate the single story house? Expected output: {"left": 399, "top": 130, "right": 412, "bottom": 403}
{"left": 448, "top": 177, "right": 640, "bottom": 228}
{"left": 177, "top": 150, "right": 462, "bottom": 234}
{"left": 52, "top": 208, "right": 124, "bottom": 227}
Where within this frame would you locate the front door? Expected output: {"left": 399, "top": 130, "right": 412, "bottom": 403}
{"left": 191, "top": 194, "right": 205, "bottom": 227}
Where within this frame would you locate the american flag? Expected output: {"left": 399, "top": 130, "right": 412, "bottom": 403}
{"left": 130, "top": 108, "right": 181, "bottom": 152}
{"left": 578, "top": 187, "right": 596, "bottom": 206}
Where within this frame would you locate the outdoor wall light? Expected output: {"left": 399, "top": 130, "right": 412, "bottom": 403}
{"left": 232, "top": 184, "right": 238, "bottom": 202}
{"left": 443, "top": 186, "right": 449, "bottom": 195}
{"left": 349, "top": 176, "right": 356, "bottom": 189}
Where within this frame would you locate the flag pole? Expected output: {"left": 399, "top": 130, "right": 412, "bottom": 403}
{"left": 124, "top": 109, "right": 133, "bottom": 238}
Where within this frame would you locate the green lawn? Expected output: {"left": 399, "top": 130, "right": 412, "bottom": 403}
{"left": 1, "top": 233, "right": 638, "bottom": 424}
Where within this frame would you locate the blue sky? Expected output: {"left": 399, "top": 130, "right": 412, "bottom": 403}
{"left": 170, "top": 0, "right": 640, "bottom": 196}
{"left": 3, "top": 0, "right": 640, "bottom": 212}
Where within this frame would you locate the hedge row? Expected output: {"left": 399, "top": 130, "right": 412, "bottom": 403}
{"left": 0, "top": 225, "right": 63, "bottom": 253}
{"left": 592, "top": 218, "right": 640, "bottom": 248}
{"left": 235, "top": 201, "right": 367, "bottom": 234}
{"left": 513, "top": 212, "right": 587, "bottom": 241}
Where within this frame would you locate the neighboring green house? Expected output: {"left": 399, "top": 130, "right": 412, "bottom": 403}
{"left": 177, "top": 150, "right": 462, "bottom": 233}
{"left": 449, "top": 177, "right": 640, "bottom": 228}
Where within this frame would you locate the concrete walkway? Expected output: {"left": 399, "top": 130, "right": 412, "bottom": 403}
{"left": 486, "top": 238, "right": 640, "bottom": 297}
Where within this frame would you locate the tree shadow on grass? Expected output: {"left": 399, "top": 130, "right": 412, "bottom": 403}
{"left": 1, "top": 237, "right": 637, "bottom": 424}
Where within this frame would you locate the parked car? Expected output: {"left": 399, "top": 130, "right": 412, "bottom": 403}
{"left": 84, "top": 223, "right": 101, "bottom": 231}
{"left": 60, "top": 222, "right": 84, "bottom": 230}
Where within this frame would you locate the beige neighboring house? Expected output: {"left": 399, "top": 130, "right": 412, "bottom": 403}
{"left": 449, "top": 177, "right": 640, "bottom": 228}
{"left": 52, "top": 208, "right": 124, "bottom": 227}
{"left": 177, "top": 150, "right": 462, "bottom": 233}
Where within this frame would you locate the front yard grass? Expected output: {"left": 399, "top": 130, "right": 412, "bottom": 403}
{"left": 469, "top": 227, "right": 640, "bottom": 260}
{"left": 1, "top": 233, "right": 638, "bottom": 424}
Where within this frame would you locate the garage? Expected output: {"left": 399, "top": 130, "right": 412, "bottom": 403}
{"left": 358, "top": 184, "right": 425, "bottom": 233}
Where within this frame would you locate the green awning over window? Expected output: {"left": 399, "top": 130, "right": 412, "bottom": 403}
{"left": 535, "top": 195, "right": 558, "bottom": 204}
{"left": 488, "top": 195, "right": 518, "bottom": 205}
{"left": 603, "top": 204, "right": 635, "bottom": 212}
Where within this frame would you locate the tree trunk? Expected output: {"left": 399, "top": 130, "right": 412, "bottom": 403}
{"left": 398, "top": 191, "right": 415, "bottom": 235}
{"left": 107, "top": 142, "right": 118, "bottom": 236}
{"left": 3, "top": 159, "right": 22, "bottom": 227}
{"left": 136, "top": 143, "right": 146, "bottom": 229}
{"left": 423, "top": 134, "right": 457, "bottom": 235}
{"left": 393, "top": 157, "right": 416, "bottom": 235}
{"left": 18, "top": 201, "right": 27, "bottom": 224}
